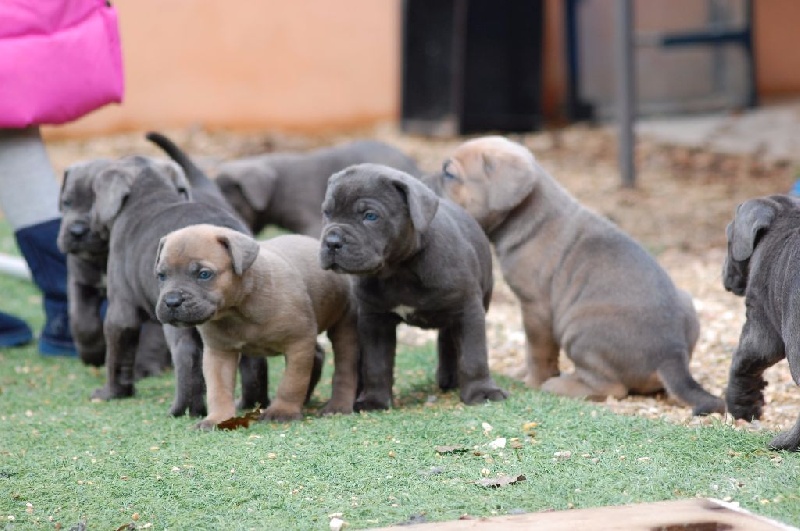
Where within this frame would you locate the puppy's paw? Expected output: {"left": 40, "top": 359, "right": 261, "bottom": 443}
{"left": 691, "top": 397, "right": 726, "bottom": 417}
{"left": 260, "top": 405, "right": 302, "bottom": 422}
{"left": 725, "top": 378, "right": 765, "bottom": 420}
{"left": 319, "top": 400, "right": 354, "bottom": 416}
{"left": 461, "top": 382, "right": 509, "bottom": 405}
{"left": 189, "top": 401, "right": 208, "bottom": 418}
{"left": 91, "top": 383, "right": 134, "bottom": 401}
{"left": 237, "top": 394, "right": 270, "bottom": 411}
{"left": 195, "top": 419, "right": 218, "bottom": 431}
{"left": 769, "top": 430, "right": 800, "bottom": 452}
{"left": 78, "top": 347, "right": 106, "bottom": 367}
{"left": 436, "top": 370, "right": 458, "bottom": 392}
{"left": 169, "top": 403, "right": 187, "bottom": 417}
{"left": 353, "top": 393, "right": 392, "bottom": 412}
{"left": 134, "top": 362, "right": 165, "bottom": 380}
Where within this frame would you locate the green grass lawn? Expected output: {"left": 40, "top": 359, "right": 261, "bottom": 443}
{"left": 0, "top": 226, "right": 799, "bottom": 530}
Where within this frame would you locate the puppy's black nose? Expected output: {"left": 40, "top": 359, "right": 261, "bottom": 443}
{"left": 324, "top": 228, "right": 344, "bottom": 252}
{"left": 163, "top": 292, "right": 185, "bottom": 309}
{"left": 69, "top": 221, "right": 89, "bottom": 239}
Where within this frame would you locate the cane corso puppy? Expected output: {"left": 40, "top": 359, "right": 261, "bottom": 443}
{"left": 428, "top": 136, "right": 724, "bottom": 416}
{"left": 58, "top": 159, "right": 170, "bottom": 378}
{"left": 723, "top": 195, "right": 800, "bottom": 450}
{"left": 155, "top": 226, "right": 359, "bottom": 428}
{"left": 86, "top": 155, "right": 270, "bottom": 416}
{"left": 319, "top": 163, "right": 508, "bottom": 411}
{"left": 215, "top": 140, "right": 423, "bottom": 237}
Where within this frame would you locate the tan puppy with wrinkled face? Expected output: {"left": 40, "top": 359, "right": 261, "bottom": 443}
{"left": 154, "top": 225, "right": 358, "bottom": 428}
{"left": 428, "top": 136, "right": 724, "bottom": 416}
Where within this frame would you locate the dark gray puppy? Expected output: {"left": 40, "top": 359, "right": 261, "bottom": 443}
{"left": 216, "top": 140, "right": 422, "bottom": 237}
{"left": 58, "top": 159, "right": 169, "bottom": 378}
{"left": 88, "top": 155, "right": 269, "bottom": 416}
{"left": 723, "top": 194, "right": 800, "bottom": 451}
{"left": 319, "top": 163, "right": 508, "bottom": 410}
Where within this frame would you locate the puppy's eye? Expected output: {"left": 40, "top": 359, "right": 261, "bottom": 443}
{"left": 197, "top": 269, "right": 214, "bottom": 281}
{"left": 363, "top": 211, "right": 379, "bottom": 222}
{"left": 156, "top": 272, "right": 166, "bottom": 282}
{"left": 442, "top": 162, "right": 456, "bottom": 180}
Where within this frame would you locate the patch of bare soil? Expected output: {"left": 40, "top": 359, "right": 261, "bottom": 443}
{"left": 46, "top": 124, "right": 799, "bottom": 434}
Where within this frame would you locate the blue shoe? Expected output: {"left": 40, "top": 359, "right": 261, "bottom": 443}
{"left": 0, "top": 311, "right": 33, "bottom": 348}
{"left": 38, "top": 309, "right": 76, "bottom": 356}
{"left": 790, "top": 180, "right": 800, "bottom": 196}
{"left": 15, "top": 218, "right": 77, "bottom": 357}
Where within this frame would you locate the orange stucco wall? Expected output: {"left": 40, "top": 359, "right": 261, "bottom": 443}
{"left": 47, "top": 0, "right": 402, "bottom": 138}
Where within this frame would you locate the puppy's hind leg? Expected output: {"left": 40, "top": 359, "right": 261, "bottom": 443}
{"left": 238, "top": 355, "right": 269, "bottom": 410}
{"left": 436, "top": 327, "right": 459, "bottom": 392}
{"left": 163, "top": 326, "right": 207, "bottom": 417}
{"left": 134, "top": 320, "right": 170, "bottom": 380}
{"left": 540, "top": 368, "right": 627, "bottom": 402}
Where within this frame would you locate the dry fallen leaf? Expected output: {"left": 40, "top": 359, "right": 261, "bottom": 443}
{"left": 216, "top": 408, "right": 262, "bottom": 431}
{"left": 475, "top": 474, "right": 526, "bottom": 488}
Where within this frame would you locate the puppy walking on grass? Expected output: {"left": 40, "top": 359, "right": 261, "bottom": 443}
{"left": 429, "top": 136, "right": 724, "bottom": 416}
{"left": 155, "top": 225, "right": 359, "bottom": 429}
{"left": 723, "top": 195, "right": 800, "bottom": 450}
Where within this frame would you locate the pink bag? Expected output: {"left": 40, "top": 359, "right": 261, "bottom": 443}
{"left": 0, "top": 0, "right": 125, "bottom": 127}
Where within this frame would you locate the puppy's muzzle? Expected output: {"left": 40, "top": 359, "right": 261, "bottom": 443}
{"left": 69, "top": 220, "right": 91, "bottom": 240}
{"left": 324, "top": 228, "right": 344, "bottom": 253}
{"left": 162, "top": 291, "right": 186, "bottom": 309}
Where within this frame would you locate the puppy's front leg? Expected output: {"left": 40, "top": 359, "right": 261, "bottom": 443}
{"left": 449, "top": 297, "right": 508, "bottom": 405}
{"left": 68, "top": 255, "right": 106, "bottom": 367}
{"left": 725, "top": 315, "right": 784, "bottom": 421}
{"left": 354, "top": 312, "right": 398, "bottom": 412}
{"left": 198, "top": 346, "right": 239, "bottom": 430}
{"left": 521, "top": 303, "right": 560, "bottom": 388}
{"left": 261, "top": 338, "right": 317, "bottom": 422}
{"left": 92, "top": 314, "right": 140, "bottom": 400}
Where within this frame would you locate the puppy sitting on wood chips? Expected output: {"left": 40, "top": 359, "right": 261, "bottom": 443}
{"left": 723, "top": 195, "right": 800, "bottom": 450}
{"left": 155, "top": 225, "right": 359, "bottom": 429}
{"left": 428, "top": 136, "right": 724, "bottom": 416}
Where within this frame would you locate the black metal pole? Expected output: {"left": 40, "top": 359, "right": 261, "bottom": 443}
{"left": 615, "top": 0, "right": 636, "bottom": 187}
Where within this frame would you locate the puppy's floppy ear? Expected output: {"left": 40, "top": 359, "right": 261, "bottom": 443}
{"left": 91, "top": 168, "right": 134, "bottom": 231}
{"left": 219, "top": 165, "right": 277, "bottom": 211}
{"left": 389, "top": 173, "right": 439, "bottom": 234}
{"left": 482, "top": 150, "right": 536, "bottom": 213}
{"left": 154, "top": 236, "right": 167, "bottom": 276}
{"left": 730, "top": 198, "right": 778, "bottom": 261}
{"left": 155, "top": 160, "right": 192, "bottom": 201}
{"left": 58, "top": 168, "right": 71, "bottom": 212}
{"left": 215, "top": 230, "right": 260, "bottom": 276}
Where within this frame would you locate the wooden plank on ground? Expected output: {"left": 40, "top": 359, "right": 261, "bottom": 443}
{"left": 367, "top": 498, "right": 797, "bottom": 530}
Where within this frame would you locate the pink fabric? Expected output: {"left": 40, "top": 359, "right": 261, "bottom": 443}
{"left": 0, "top": 0, "right": 124, "bottom": 127}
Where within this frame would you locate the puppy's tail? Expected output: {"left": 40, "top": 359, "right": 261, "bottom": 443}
{"left": 145, "top": 131, "right": 216, "bottom": 191}
{"left": 657, "top": 356, "right": 725, "bottom": 416}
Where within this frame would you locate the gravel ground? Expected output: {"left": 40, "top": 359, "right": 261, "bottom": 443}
{"left": 45, "top": 124, "right": 800, "bottom": 435}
